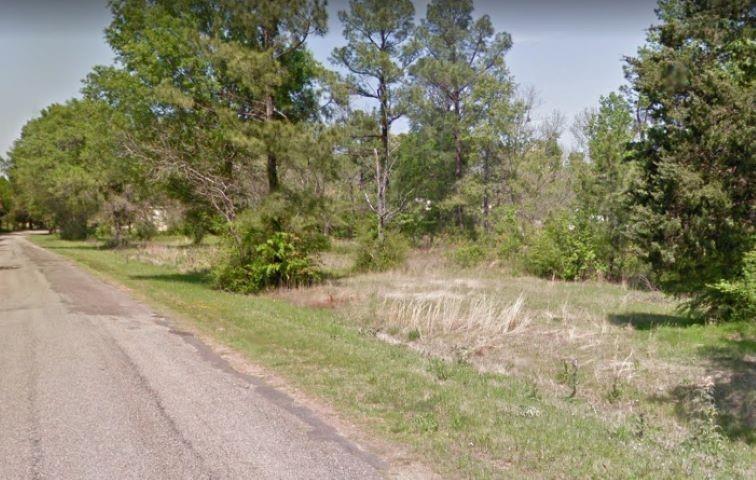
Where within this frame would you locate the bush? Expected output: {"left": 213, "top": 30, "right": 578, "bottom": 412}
{"left": 133, "top": 220, "right": 157, "bottom": 241}
{"left": 524, "top": 212, "right": 608, "bottom": 280}
{"left": 213, "top": 232, "right": 320, "bottom": 294}
{"left": 354, "top": 231, "right": 408, "bottom": 272}
{"left": 181, "top": 207, "right": 219, "bottom": 244}
{"left": 449, "top": 243, "right": 486, "bottom": 268}
{"left": 58, "top": 215, "right": 90, "bottom": 240}
{"left": 493, "top": 206, "right": 525, "bottom": 260}
{"left": 212, "top": 196, "right": 327, "bottom": 293}
{"left": 690, "top": 247, "right": 755, "bottom": 322}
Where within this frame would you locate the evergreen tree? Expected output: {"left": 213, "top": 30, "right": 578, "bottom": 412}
{"left": 625, "top": 0, "right": 755, "bottom": 316}
{"left": 331, "top": 0, "right": 415, "bottom": 240}
{"left": 408, "top": 0, "right": 512, "bottom": 227}
{"left": 98, "top": 0, "right": 328, "bottom": 225}
{"left": 573, "top": 92, "right": 638, "bottom": 279}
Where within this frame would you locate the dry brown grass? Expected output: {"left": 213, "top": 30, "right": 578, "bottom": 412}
{"left": 119, "top": 238, "right": 732, "bottom": 440}
{"left": 274, "top": 246, "right": 712, "bottom": 429}
{"left": 380, "top": 293, "right": 531, "bottom": 340}
{"left": 77, "top": 235, "right": 752, "bottom": 476}
{"left": 123, "top": 241, "right": 219, "bottom": 273}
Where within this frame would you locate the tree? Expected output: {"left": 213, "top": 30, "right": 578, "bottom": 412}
{"left": 625, "top": 0, "right": 754, "bottom": 317}
{"left": 464, "top": 74, "right": 524, "bottom": 233}
{"left": 0, "top": 173, "right": 12, "bottom": 231}
{"left": 7, "top": 99, "right": 147, "bottom": 241}
{"left": 573, "top": 92, "right": 638, "bottom": 279}
{"left": 408, "top": 0, "right": 512, "bottom": 226}
{"left": 98, "top": 0, "right": 329, "bottom": 228}
{"left": 331, "top": 0, "right": 415, "bottom": 240}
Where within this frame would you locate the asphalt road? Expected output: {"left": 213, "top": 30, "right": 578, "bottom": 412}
{"left": 0, "top": 234, "right": 386, "bottom": 479}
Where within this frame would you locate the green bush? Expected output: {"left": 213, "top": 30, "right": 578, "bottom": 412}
{"left": 212, "top": 196, "right": 327, "bottom": 293}
{"left": 395, "top": 201, "right": 441, "bottom": 242}
{"left": 93, "top": 223, "right": 112, "bottom": 242}
{"left": 353, "top": 231, "right": 408, "bottom": 272}
{"left": 58, "top": 215, "right": 90, "bottom": 240}
{"left": 449, "top": 243, "right": 486, "bottom": 268}
{"left": 213, "top": 232, "right": 320, "bottom": 294}
{"left": 524, "top": 212, "right": 608, "bottom": 281}
{"left": 133, "top": 220, "right": 157, "bottom": 241}
{"left": 493, "top": 206, "right": 525, "bottom": 260}
{"left": 181, "top": 208, "right": 219, "bottom": 244}
{"left": 234, "top": 195, "right": 329, "bottom": 253}
{"left": 691, "top": 247, "right": 755, "bottom": 322}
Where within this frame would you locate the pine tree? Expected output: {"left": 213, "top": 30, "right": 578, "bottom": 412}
{"left": 408, "top": 0, "right": 512, "bottom": 227}
{"left": 331, "top": 0, "right": 415, "bottom": 240}
{"left": 625, "top": 0, "right": 755, "bottom": 315}
{"left": 573, "top": 92, "right": 637, "bottom": 279}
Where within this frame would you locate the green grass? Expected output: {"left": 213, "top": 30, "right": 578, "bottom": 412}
{"left": 31, "top": 235, "right": 754, "bottom": 479}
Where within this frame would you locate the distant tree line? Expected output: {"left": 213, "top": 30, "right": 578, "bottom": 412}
{"left": 2, "top": 0, "right": 753, "bottom": 321}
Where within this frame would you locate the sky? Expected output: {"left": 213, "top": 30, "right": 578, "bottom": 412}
{"left": 0, "top": 0, "right": 659, "bottom": 158}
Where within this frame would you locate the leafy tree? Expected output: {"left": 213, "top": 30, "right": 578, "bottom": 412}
{"left": 625, "top": 0, "right": 755, "bottom": 317}
{"left": 331, "top": 0, "right": 415, "bottom": 241}
{"left": 408, "top": 0, "right": 512, "bottom": 226}
{"left": 7, "top": 100, "right": 146, "bottom": 241}
{"left": 465, "top": 76, "right": 523, "bottom": 232}
{"left": 96, "top": 0, "right": 329, "bottom": 228}
{"left": 0, "top": 173, "right": 12, "bottom": 231}
{"left": 494, "top": 107, "right": 572, "bottom": 234}
{"left": 573, "top": 92, "right": 639, "bottom": 279}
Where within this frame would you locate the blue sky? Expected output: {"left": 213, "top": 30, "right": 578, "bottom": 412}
{"left": 0, "top": 0, "right": 658, "bottom": 158}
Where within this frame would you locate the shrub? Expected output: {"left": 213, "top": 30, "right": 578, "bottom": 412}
{"left": 395, "top": 200, "right": 441, "bottom": 242}
{"left": 449, "top": 243, "right": 486, "bottom": 268}
{"left": 181, "top": 208, "right": 218, "bottom": 244}
{"left": 213, "top": 232, "right": 320, "bottom": 294}
{"left": 133, "top": 220, "right": 157, "bottom": 241}
{"left": 212, "top": 196, "right": 328, "bottom": 293}
{"left": 93, "top": 223, "right": 112, "bottom": 241}
{"left": 524, "top": 212, "right": 608, "bottom": 280}
{"left": 353, "top": 231, "right": 408, "bottom": 272}
{"left": 493, "top": 206, "right": 525, "bottom": 260}
{"left": 58, "top": 215, "right": 90, "bottom": 240}
{"left": 689, "top": 246, "right": 755, "bottom": 322}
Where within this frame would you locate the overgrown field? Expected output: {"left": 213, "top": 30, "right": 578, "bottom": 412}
{"left": 32, "top": 235, "right": 755, "bottom": 479}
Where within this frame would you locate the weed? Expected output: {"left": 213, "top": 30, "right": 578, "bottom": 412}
{"left": 685, "top": 377, "right": 725, "bottom": 455}
{"left": 407, "top": 328, "right": 421, "bottom": 342}
{"left": 633, "top": 412, "right": 647, "bottom": 439}
{"left": 412, "top": 412, "right": 440, "bottom": 433}
{"left": 607, "top": 378, "right": 624, "bottom": 403}
{"left": 448, "top": 243, "right": 487, "bottom": 268}
{"left": 524, "top": 380, "right": 542, "bottom": 401}
{"left": 353, "top": 232, "right": 408, "bottom": 272}
{"left": 428, "top": 358, "right": 450, "bottom": 381}
{"left": 558, "top": 359, "right": 580, "bottom": 399}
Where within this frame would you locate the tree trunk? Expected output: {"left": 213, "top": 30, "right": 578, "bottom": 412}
{"left": 113, "top": 215, "right": 122, "bottom": 247}
{"left": 376, "top": 78, "right": 390, "bottom": 242}
{"left": 482, "top": 151, "right": 490, "bottom": 233}
{"left": 265, "top": 94, "right": 279, "bottom": 193}
{"left": 374, "top": 148, "right": 386, "bottom": 242}
{"left": 453, "top": 94, "right": 464, "bottom": 227}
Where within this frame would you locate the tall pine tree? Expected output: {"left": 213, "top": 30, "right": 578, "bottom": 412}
{"left": 626, "top": 0, "right": 754, "bottom": 316}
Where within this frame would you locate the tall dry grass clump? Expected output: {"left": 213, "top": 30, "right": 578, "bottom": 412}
{"left": 381, "top": 293, "right": 531, "bottom": 339}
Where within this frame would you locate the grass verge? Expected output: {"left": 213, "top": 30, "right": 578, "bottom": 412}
{"left": 30, "top": 235, "right": 754, "bottom": 479}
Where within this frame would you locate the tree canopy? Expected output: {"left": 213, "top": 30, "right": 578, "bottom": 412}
{"left": 3, "top": 0, "right": 753, "bottom": 318}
